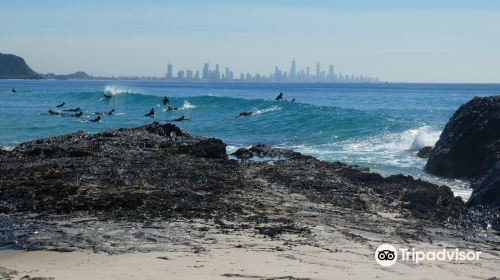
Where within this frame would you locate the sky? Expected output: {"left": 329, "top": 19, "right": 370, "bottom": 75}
{"left": 1, "top": 0, "right": 499, "bottom": 83}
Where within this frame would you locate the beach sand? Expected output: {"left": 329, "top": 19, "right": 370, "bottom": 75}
{"left": 1, "top": 231, "right": 498, "bottom": 280}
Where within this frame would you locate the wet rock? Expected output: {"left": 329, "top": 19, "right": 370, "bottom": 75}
{"left": 232, "top": 144, "right": 304, "bottom": 160}
{"left": 0, "top": 121, "right": 487, "bottom": 253}
{"left": 426, "top": 96, "right": 500, "bottom": 179}
{"left": 424, "top": 96, "right": 500, "bottom": 211}
{"left": 467, "top": 162, "right": 500, "bottom": 209}
{"left": 416, "top": 146, "right": 433, "bottom": 158}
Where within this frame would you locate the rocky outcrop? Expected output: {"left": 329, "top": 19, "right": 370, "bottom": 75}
{"left": 416, "top": 146, "right": 433, "bottom": 158}
{"left": 232, "top": 144, "right": 303, "bottom": 160}
{"left": 425, "top": 96, "right": 500, "bottom": 211}
{"left": 467, "top": 163, "right": 500, "bottom": 209}
{"left": 0, "top": 122, "right": 482, "bottom": 239}
{"left": 426, "top": 96, "right": 500, "bottom": 179}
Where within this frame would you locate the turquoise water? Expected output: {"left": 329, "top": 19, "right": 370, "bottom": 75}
{"left": 1, "top": 80, "right": 499, "bottom": 198}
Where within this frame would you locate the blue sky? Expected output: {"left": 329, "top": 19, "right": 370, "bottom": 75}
{"left": 1, "top": 0, "right": 499, "bottom": 82}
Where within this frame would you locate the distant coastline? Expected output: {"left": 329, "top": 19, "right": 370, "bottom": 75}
{"left": 0, "top": 52, "right": 381, "bottom": 83}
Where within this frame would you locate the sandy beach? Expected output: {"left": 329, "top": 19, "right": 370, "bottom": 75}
{"left": 1, "top": 229, "right": 499, "bottom": 280}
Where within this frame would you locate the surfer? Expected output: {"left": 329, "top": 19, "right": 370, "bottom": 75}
{"left": 163, "top": 96, "right": 170, "bottom": 105}
{"left": 95, "top": 109, "right": 115, "bottom": 115}
{"left": 103, "top": 92, "right": 112, "bottom": 98}
{"left": 71, "top": 111, "right": 84, "bottom": 117}
{"left": 56, "top": 102, "right": 65, "bottom": 108}
{"left": 291, "top": 98, "right": 296, "bottom": 103}
{"left": 11, "top": 88, "right": 16, "bottom": 93}
{"left": 166, "top": 105, "right": 178, "bottom": 111}
{"left": 237, "top": 111, "right": 253, "bottom": 118}
{"left": 275, "top": 92, "right": 284, "bottom": 101}
{"left": 48, "top": 110, "right": 60, "bottom": 115}
{"left": 145, "top": 108, "right": 155, "bottom": 117}
{"left": 172, "top": 115, "right": 190, "bottom": 122}
{"left": 89, "top": 116, "right": 101, "bottom": 123}
{"left": 63, "top": 107, "right": 81, "bottom": 112}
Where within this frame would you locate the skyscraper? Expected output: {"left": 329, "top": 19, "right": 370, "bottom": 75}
{"left": 274, "top": 66, "right": 282, "bottom": 81}
{"left": 328, "top": 65, "right": 335, "bottom": 81}
{"left": 316, "top": 62, "right": 320, "bottom": 81}
{"left": 186, "top": 70, "right": 193, "bottom": 80}
{"left": 166, "top": 64, "right": 173, "bottom": 80}
{"left": 215, "top": 64, "right": 220, "bottom": 80}
{"left": 289, "top": 60, "right": 296, "bottom": 81}
{"left": 177, "top": 70, "right": 185, "bottom": 80}
{"left": 202, "top": 63, "right": 209, "bottom": 80}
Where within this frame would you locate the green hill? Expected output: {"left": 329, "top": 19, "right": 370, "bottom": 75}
{"left": 0, "top": 53, "right": 42, "bottom": 79}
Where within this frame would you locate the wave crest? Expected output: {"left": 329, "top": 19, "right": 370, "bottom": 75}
{"left": 180, "top": 101, "right": 196, "bottom": 110}
{"left": 103, "top": 86, "right": 137, "bottom": 95}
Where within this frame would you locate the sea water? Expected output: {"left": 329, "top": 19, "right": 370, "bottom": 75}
{"left": 2, "top": 80, "right": 499, "bottom": 199}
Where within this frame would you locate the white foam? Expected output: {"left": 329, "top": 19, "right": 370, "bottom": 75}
{"left": 343, "top": 126, "right": 441, "bottom": 153}
{"left": 180, "top": 101, "right": 197, "bottom": 110}
{"left": 253, "top": 106, "right": 282, "bottom": 115}
{"left": 103, "top": 86, "right": 136, "bottom": 95}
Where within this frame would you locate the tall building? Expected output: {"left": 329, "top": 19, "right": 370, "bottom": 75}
{"left": 316, "top": 62, "right": 320, "bottom": 81}
{"left": 289, "top": 60, "right": 296, "bottom": 81}
{"left": 177, "top": 70, "right": 185, "bottom": 80}
{"left": 215, "top": 64, "right": 220, "bottom": 80}
{"left": 328, "top": 65, "right": 335, "bottom": 81}
{"left": 202, "top": 63, "right": 209, "bottom": 80}
{"left": 274, "top": 66, "right": 282, "bottom": 81}
{"left": 166, "top": 64, "right": 173, "bottom": 80}
{"left": 186, "top": 70, "right": 193, "bottom": 80}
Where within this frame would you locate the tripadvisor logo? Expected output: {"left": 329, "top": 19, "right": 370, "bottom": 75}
{"left": 375, "top": 244, "right": 481, "bottom": 267}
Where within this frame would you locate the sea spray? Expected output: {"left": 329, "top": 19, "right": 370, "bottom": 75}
{"left": 180, "top": 101, "right": 197, "bottom": 110}
{"left": 103, "top": 85, "right": 138, "bottom": 95}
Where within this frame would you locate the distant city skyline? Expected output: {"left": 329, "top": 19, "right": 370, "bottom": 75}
{"left": 164, "top": 60, "right": 378, "bottom": 83}
{"left": 1, "top": 1, "right": 499, "bottom": 83}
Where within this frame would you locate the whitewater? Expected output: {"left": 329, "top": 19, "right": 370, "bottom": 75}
{"left": 2, "top": 80, "right": 500, "bottom": 198}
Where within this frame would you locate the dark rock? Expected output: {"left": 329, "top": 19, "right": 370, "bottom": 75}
{"left": 424, "top": 96, "right": 500, "bottom": 211}
{"left": 232, "top": 144, "right": 304, "bottom": 160}
{"left": 416, "top": 146, "right": 433, "bottom": 158}
{"left": 426, "top": 96, "right": 500, "bottom": 179}
{"left": 0, "top": 122, "right": 476, "bottom": 234}
{"left": 467, "top": 162, "right": 500, "bottom": 209}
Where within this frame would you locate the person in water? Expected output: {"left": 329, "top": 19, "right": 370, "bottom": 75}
{"left": 291, "top": 98, "right": 296, "bottom": 103}
{"left": 71, "top": 111, "right": 84, "bottom": 117}
{"left": 275, "top": 92, "right": 284, "bottom": 101}
{"left": 166, "top": 105, "right": 178, "bottom": 111}
{"left": 63, "top": 107, "right": 81, "bottom": 112}
{"left": 172, "top": 115, "right": 190, "bottom": 122}
{"left": 145, "top": 108, "right": 155, "bottom": 117}
{"left": 56, "top": 102, "right": 65, "bottom": 108}
{"left": 237, "top": 111, "right": 253, "bottom": 118}
{"left": 48, "top": 109, "right": 60, "bottom": 115}
{"left": 11, "top": 88, "right": 16, "bottom": 93}
{"left": 90, "top": 116, "right": 101, "bottom": 122}
{"left": 163, "top": 96, "right": 170, "bottom": 105}
{"left": 103, "top": 92, "right": 112, "bottom": 98}
{"left": 95, "top": 109, "right": 115, "bottom": 115}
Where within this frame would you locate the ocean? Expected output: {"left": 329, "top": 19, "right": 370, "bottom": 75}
{"left": 1, "top": 80, "right": 499, "bottom": 199}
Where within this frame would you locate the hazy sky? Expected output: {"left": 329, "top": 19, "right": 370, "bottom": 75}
{"left": 1, "top": 0, "right": 499, "bottom": 82}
